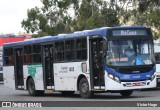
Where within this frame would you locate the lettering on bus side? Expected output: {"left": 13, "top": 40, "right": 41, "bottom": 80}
{"left": 59, "top": 66, "right": 68, "bottom": 73}
{"left": 59, "top": 66, "right": 74, "bottom": 73}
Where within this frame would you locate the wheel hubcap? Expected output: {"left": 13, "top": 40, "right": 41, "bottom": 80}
{"left": 81, "top": 83, "right": 88, "bottom": 94}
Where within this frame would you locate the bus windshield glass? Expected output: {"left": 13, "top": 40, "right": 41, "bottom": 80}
{"left": 106, "top": 40, "right": 153, "bottom": 66}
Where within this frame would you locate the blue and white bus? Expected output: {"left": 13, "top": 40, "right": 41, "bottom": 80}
{"left": 3, "top": 26, "right": 156, "bottom": 98}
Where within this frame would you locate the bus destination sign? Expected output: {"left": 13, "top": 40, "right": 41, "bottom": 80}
{"left": 112, "top": 30, "right": 147, "bottom": 36}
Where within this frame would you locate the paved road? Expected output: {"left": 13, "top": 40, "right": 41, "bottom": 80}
{"left": 0, "top": 84, "right": 160, "bottom": 110}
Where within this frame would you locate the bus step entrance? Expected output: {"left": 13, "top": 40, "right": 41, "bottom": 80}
{"left": 46, "top": 86, "right": 55, "bottom": 90}
{"left": 94, "top": 86, "right": 105, "bottom": 91}
{"left": 17, "top": 85, "right": 24, "bottom": 90}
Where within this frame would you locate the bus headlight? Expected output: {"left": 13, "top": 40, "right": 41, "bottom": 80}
{"left": 108, "top": 74, "right": 121, "bottom": 83}
{"left": 108, "top": 74, "right": 114, "bottom": 79}
{"left": 151, "top": 72, "right": 156, "bottom": 81}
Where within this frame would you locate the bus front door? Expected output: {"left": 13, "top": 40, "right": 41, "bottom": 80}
{"left": 43, "top": 45, "right": 54, "bottom": 90}
{"left": 90, "top": 38, "right": 105, "bottom": 90}
{"left": 14, "top": 48, "right": 24, "bottom": 89}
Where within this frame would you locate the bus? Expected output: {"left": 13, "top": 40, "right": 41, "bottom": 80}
{"left": 154, "top": 44, "right": 160, "bottom": 87}
{"left": 0, "top": 35, "right": 26, "bottom": 81}
{"left": 3, "top": 26, "right": 156, "bottom": 98}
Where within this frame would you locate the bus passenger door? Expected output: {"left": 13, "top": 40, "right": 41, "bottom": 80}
{"left": 14, "top": 48, "right": 24, "bottom": 89}
{"left": 89, "top": 37, "right": 105, "bottom": 90}
{"left": 43, "top": 45, "right": 54, "bottom": 90}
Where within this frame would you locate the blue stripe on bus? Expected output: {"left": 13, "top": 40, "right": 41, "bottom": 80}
{"left": 104, "top": 66, "right": 155, "bottom": 81}
{"left": 3, "top": 26, "right": 147, "bottom": 47}
{"left": 3, "top": 29, "right": 104, "bottom": 47}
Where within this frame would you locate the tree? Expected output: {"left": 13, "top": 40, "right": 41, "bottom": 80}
{"left": 109, "top": 0, "right": 160, "bottom": 39}
{"left": 21, "top": 7, "right": 40, "bottom": 33}
{"left": 21, "top": 0, "right": 160, "bottom": 39}
{"left": 135, "top": 0, "right": 160, "bottom": 39}
{"left": 70, "top": 0, "right": 120, "bottom": 31}
{"left": 22, "top": 0, "right": 121, "bottom": 36}
{"left": 22, "top": 0, "right": 73, "bottom": 36}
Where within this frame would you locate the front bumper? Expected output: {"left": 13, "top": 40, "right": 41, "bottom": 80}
{"left": 105, "top": 76, "right": 156, "bottom": 91}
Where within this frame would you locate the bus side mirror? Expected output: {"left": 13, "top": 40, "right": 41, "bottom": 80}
{"left": 155, "top": 55, "right": 160, "bottom": 64}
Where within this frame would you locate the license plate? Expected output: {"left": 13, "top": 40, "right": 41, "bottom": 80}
{"left": 158, "top": 79, "right": 160, "bottom": 82}
{"left": 132, "top": 82, "right": 141, "bottom": 86}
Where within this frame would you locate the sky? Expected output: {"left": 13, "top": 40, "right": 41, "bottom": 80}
{"left": 0, "top": 0, "right": 42, "bottom": 34}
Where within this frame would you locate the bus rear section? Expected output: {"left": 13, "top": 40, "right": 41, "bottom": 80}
{"left": 0, "top": 36, "right": 26, "bottom": 82}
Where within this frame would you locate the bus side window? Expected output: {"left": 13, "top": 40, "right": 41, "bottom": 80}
{"left": 65, "top": 40, "right": 75, "bottom": 61}
{"left": 55, "top": 41, "right": 64, "bottom": 62}
{"left": 26, "top": 54, "right": 32, "bottom": 63}
{"left": 155, "top": 53, "right": 160, "bottom": 63}
{"left": 24, "top": 45, "right": 32, "bottom": 64}
{"left": 4, "top": 48, "right": 13, "bottom": 66}
{"left": 155, "top": 55, "right": 159, "bottom": 61}
{"left": 8, "top": 56, "right": 13, "bottom": 65}
{"left": 33, "top": 44, "right": 41, "bottom": 63}
{"left": 76, "top": 38, "right": 87, "bottom": 60}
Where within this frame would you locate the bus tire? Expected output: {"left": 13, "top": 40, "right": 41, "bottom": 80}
{"left": 27, "top": 78, "right": 44, "bottom": 96}
{"left": 79, "top": 78, "right": 93, "bottom": 98}
{"left": 120, "top": 90, "right": 133, "bottom": 96}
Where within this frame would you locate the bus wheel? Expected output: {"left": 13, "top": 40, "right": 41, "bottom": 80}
{"left": 120, "top": 90, "right": 133, "bottom": 96}
{"left": 79, "top": 78, "right": 93, "bottom": 98}
{"left": 28, "top": 78, "right": 44, "bottom": 96}
{"left": 61, "top": 91, "right": 75, "bottom": 96}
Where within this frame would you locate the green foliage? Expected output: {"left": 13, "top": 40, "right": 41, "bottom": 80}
{"left": 21, "top": 7, "right": 40, "bottom": 33}
{"left": 21, "top": 0, "right": 160, "bottom": 39}
{"left": 22, "top": 0, "right": 120, "bottom": 36}
{"left": 134, "top": 0, "right": 160, "bottom": 39}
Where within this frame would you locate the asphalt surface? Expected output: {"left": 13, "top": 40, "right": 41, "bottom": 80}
{"left": 0, "top": 83, "right": 160, "bottom": 110}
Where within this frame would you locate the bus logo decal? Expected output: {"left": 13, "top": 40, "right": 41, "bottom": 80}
{"left": 27, "top": 65, "right": 42, "bottom": 77}
{"left": 69, "top": 67, "right": 74, "bottom": 72}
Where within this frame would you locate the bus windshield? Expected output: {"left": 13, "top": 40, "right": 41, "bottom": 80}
{"left": 106, "top": 40, "right": 154, "bottom": 66}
